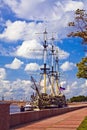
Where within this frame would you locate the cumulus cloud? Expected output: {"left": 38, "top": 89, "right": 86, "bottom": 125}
{"left": 84, "top": 80, "right": 87, "bottom": 87}
{"left": 0, "top": 0, "right": 85, "bottom": 43}
{"left": 0, "top": 79, "right": 33, "bottom": 100}
{"left": 0, "top": 68, "right": 6, "bottom": 79}
{"left": 57, "top": 47, "right": 70, "bottom": 60}
{"left": 10, "top": 79, "right": 33, "bottom": 100}
{"left": 5, "top": 57, "right": 24, "bottom": 69}
{"left": 60, "top": 61, "right": 76, "bottom": 71}
{"left": 0, "top": 20, "right": 55, "bottom": 41}
{"left": 64, "top": 1, "right": 84, "bottom": 12}
{"left": 0, "top": 0, "right": 84, "bottom": 42}
{"left": 0, "top": 20, "right": 29, "bottom": 41}
{"left": 0, "top": 80, "right": 11, "bottom": 98}
{"left": 0, "top": 20, "right": 48, "bottom": 41}
{"left": 63, "top": 80, "right": 87, "bottom": 98}
{"left": 2, "top": 0, "right": 61, "bottom": 20}
{"left": 2, "top": 0, "right": 84, "bottom": 20}
{"left": 79, "top": 80, "right": 87, "bottom": 95}
{"left": 0, "top": 76, "right": 86, "bottom": 100}
{"left": 25, "top": 63, "right": 40, "bottom": 71}
{"left": 60, "top": 80, "right": 67, "bottom": 86}
{"left": 15, "top": 40, "right": 43, "bottom": 59}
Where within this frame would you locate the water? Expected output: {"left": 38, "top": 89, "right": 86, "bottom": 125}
{"left": 10, "top": 104, "right": 20, "bottom": 114}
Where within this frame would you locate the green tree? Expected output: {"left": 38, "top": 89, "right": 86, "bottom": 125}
{"left": 70, "top": 95, "right": 87, "bottom": 102}
{"left": 77, "top": 57, "right": 87, "bottom": 79}
{"left": 68, "top": 9, "right": 87, "bottom": 44}
{"left": 68, "top": 9, "right": 87, "bottom": 79}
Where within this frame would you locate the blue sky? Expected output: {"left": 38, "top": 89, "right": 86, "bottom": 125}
{"left": 0, "top": 0, "right": 87, "bottom": 100}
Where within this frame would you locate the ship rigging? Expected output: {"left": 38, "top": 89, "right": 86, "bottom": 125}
{"left": 30, "top": 29, "right": 67, "bottom": 109}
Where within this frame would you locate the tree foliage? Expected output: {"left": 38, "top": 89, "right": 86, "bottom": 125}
{"left": 76, "top": 57, "right": 87, "bottom": 79}
{"left": 68, "top": 9, "right": 87, "bottom": 44}
{"left": 70, "top": 95, "right": 87, "bottom": 102}
{"left": 68, "top": 9, "right": 87, "bottom": 79}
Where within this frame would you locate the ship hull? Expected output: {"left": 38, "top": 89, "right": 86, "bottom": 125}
{"left": 31, "top": 93, "right": 67, "bottom": 109}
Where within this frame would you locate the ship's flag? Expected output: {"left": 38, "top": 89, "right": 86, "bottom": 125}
{"left": 59, "top": 86, "right": 65, "bottom": 90}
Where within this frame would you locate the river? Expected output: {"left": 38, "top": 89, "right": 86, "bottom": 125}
{"left": 10, "top": 104, "right": 20, "bottom": 114}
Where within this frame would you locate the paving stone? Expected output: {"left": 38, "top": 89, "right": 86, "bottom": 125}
{"left": 12, "top": 107, "right": 87, "bottom": 130}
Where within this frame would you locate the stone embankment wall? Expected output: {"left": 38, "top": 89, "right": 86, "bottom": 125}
{"left": 10, "top": 106, "right": 86, "bottom": 128}
{"left": 0, "top": 103, "right": 10, "bottom": 130}
{"left": 0, "top": 103, "right": 86, "bottom": 130}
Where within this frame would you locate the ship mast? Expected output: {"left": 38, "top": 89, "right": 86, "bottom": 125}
{"left": 55, "top": 49, "right": 61, "bottom": 95}
{"left": 50, "top": 34, "right": 56, "bottom": 96}
{"left": 30, "top": 29, "right": 67, "bottom": 109}
{"left": 40, "top": 29, "right": 50, "bottom": 93}
{"left": 49, "top": 34, "right": 61, "bottom": 96}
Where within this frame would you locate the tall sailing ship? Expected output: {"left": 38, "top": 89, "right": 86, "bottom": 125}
{"left": 30, "top": 29, "right": 67, "bottom": 109}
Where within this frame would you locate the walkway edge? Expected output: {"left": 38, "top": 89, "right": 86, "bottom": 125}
{"left": 10, "top": 105, "right": 87, "bottom": 128}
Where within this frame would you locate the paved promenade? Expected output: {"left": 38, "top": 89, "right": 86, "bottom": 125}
{"left": 12, "top": 107, "right": 87, "bottom": 130}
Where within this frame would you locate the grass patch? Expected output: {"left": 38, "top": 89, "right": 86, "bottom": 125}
{"left": 77, "top": 116, "right": 87, "bottom": 130}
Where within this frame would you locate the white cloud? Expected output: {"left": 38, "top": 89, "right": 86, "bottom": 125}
{"left": 64, "top": 1, "right": 84, "bottom": 12}
{"left": 71, "top": 81, "right": 78, "bottom": 88}
{"left": 15, "top": 40, "right": 69, "bottom": 59}
{"left": 3, "top": 0, "right": 62, "bottom": 20}
{"left": 0, "top": 20, "right": 28, "bottom": 41}
{"left": 0, "top": 80, "right": 11, "bottom": 97}
{"left": 85, "top": 80, "right": 87, "bottom": 86}
{"left": 79, "top": 80, "right": 87, "bottom": 95}
{"left": 0, "top": 68, "right": 6, "bottom": 79}
{"left": 5, "top": 58, "right": 24, "bottom": 69}
{"left": 3, "top": 0, "right": 85, "bottom": 20}
{"left": 0, "top": 20, "right": 46, "bottom": 41}
{"left": 48, "top": 45, "right": 69, "bottom": 60}
{"left": 60, "top": 61, "right": 76, "bottom": 71}
{"left": 0, "top": 77, "right": 86, "bottom": 100}
{"left": 25, "top": 63, "right": 40, "bottom": 71}
{"left": 15, "top": 39, "right": 43, "bottom": 59}
{"left": 63, "top": 80, "right": 87, "bottom": 99}
{"left": 57, "top": 47, "right": 70, "bottom": 60}
{"left": 1, "top": 0, "right": 85, "bottom": 42}
{"left": 60, "top": 80, "right": 67, "bottom": 86}
{"left": 0, "top": 78, "right": 33, "bottom": 100}
{"left": 0, "top": 0, "right": 85, "bottom": 42}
